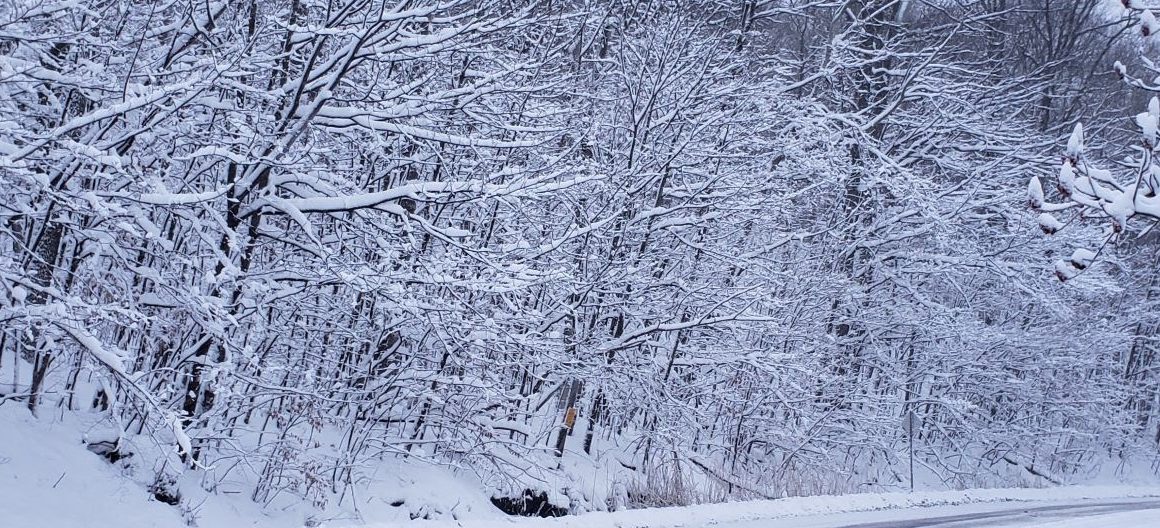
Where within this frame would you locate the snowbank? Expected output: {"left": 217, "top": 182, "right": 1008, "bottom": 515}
{"left": 366, "top": 486, "right": 1160, "bottom": 528}
{"left": 0, "top": 405, "right": 186, "bottom": 528}
{"left": 0, "top": 405, "right": 501, "bottom": 527}
{"left": 3, "top": 403, "right": 1160, "bottom": 528}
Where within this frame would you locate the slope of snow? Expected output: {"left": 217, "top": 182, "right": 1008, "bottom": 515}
{"left": 0, "top": 405, "right": 186, "bottom": 528}
{"left": 0, "top": 405, "right": 502, "bottom": 527}
{"left": 4, "top": 403, "right": 1160, "bottom": 528}
{"left": 371, "top": 486, "right": 1160, "bottom": 528}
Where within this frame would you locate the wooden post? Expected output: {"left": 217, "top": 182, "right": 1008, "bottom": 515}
{"left": 554, "top": 380, "right": 581, "bottom": 457}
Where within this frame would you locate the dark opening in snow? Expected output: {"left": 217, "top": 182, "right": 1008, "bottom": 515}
{"left": 85, "top": 439, "right": 132, "bottom": 464}
{"left": 490, "top": 489, "right": 568, "bottom": 517}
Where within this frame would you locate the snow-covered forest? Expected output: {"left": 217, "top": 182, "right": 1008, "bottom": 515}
{"left": 5, "top": 0, "right": 1160, "bottom": 524}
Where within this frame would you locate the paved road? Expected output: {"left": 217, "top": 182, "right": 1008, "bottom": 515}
{"left": 830, "top": 499, "right": 1160, "bottom": 528}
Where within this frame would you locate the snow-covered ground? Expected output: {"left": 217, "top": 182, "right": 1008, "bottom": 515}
{"left": 0, "top": 406, "right": 186, "bottom": 528}
{"left": 4, "top": 403, "right": 1160, "bottom": 528}
{"left": 728, "top": 500, "right": 1160, "bottom": 527}
{"left": 362, "top": 499, "right": 1160, "bottom": 528}
{"left": 373, "top": 491, "right": 1160, "bottom": 528}
{"left": 0, "top": 405, "right": 502, "bottom": 527}
{"left": 1037, "top": 509, "right": 1160, "bottom": 527}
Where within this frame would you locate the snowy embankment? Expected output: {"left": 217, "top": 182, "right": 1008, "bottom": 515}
{"left": 0, "top": 405, "right": 501, "bottom": 527}
{"left": 4, "top": 403, "right": 1160, "bottom": 528}
{"left": 0, "top": 406, "right": 186, "bottom": 528}
{"left": 373, "top": 486, "right": 1160, "bottom": 528}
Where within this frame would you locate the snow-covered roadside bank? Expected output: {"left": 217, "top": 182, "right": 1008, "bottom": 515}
{"left": 693, "top": 499, "right": 1160, "bottom": 528}
{"left": 0, "top": 405, "right": 502, "bottom": 528}
{"left": 4, "top": 402, "right": 1160, "bottom": 528}
{"left": 368, "top": 487, "right": 1160, "bottom": 528}
{"left": 0, "top": 406, "right": 187, "bottom": 528}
